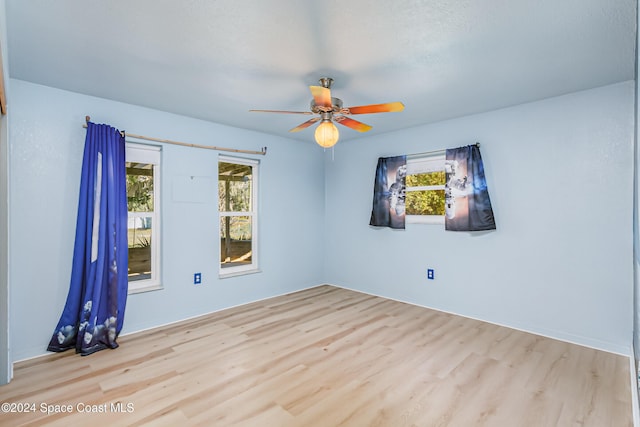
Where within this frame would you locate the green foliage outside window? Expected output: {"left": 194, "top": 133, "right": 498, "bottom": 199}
{"left": 126, "top": 163, "right": 154, "bottom": 212}
{"left": 405, "top": 171, "right": 445, "bottom": 187}
{"left": 406, "top": 171, "right": 446, "bottom": 216}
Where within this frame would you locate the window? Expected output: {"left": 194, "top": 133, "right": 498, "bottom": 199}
{"left": 218, "top": 156, "right": 259, "bottom": 277}
{"left": 126, "top": 143, "right": 161, "bottom": 293}
{"left": 406, "top": 152, "right": 446, "bottom": 224}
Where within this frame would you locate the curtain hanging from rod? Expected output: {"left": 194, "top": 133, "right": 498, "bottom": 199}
{"left": 48, "top": 121, "right": 129, "bottom": 356}
{"left": 444, "top": 144, "right": 496, "bottom": 231}
{"left": 369, "top": 155, "right": 407, "bottom": 229}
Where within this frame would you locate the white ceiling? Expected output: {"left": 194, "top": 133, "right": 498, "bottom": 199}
{"left": 5, "top": 0, "right": 637, "bottom": 143}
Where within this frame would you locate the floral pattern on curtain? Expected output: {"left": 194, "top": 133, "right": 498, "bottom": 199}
{"left": 369, "top": 155, "right": 407, "bottom": 229}
{"left": 445, "top": 144, "right": 496, "bottom": 231}
{"left": 47, "top": 122, "right": 129, "bottom": 356}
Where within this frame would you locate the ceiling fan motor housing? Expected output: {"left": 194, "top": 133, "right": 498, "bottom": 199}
{"left": 311, "top": 97, "right": 343, "bottom": 114}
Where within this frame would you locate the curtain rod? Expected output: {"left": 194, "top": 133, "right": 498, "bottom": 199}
{"left": 407, "top": 142, "right": 480, "bottom": 158}
{"left": 83, "top": 116, "right": 267, "bottom": 156}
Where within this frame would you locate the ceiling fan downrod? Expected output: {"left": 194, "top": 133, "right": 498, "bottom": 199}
{"left": 319, "top": 77, "right": 333, "bottom": 89}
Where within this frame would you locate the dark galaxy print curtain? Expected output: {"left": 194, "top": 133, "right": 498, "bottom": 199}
{"left": 369, "top": 155, "right": 407, "bottom": 229}
{"left": 47, "top": 122, "right": 129, "bottom": 356}
{"left": 445, "top": 144, "right": 496, "bottom": 231}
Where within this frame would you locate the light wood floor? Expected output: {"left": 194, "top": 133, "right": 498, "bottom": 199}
{"left": 0, "top": 285, "right": 632, "bottom": 426}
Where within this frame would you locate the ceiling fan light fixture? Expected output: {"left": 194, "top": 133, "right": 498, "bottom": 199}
{"left": 314, "top": 119, "right": 339, "bottom": 148}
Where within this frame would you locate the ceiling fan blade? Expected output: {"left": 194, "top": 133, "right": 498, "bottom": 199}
{"left": 249, "top": 109, "right": 313, "bottom": 115}
{"left": 310, "top": 85, "right": 332, "bottom": 110}
{"left": 343, "top": 102, "right": 405, "bottom": 115}
{"left": 334, "top": 116, "right": 372, "bottom": 132}
{"left": 289, "top": 117, "right": 321, "bottom": 132}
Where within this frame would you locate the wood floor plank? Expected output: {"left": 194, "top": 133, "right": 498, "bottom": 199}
{"left": 0, "top": 285, "right": 633, "bottom": 426}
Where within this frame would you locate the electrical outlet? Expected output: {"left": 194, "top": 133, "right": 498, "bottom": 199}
{"left": 427, "top": 269, "right": 435, "bottom": 280}
{"left": 194, "top": 272, "right": 202, "bottom": 285}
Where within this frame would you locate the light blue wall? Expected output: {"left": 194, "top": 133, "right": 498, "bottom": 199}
{"left": 0, "top": 0, "right": 10, "bottom": 384}
{"left": 324, "top": 81, "right": 635, "bottom": 355}
{"left": 7, "top": 78, "right": 635, "bottom": 361}
{"left": 9, "top": 79, "right": 325, "bottom": 361}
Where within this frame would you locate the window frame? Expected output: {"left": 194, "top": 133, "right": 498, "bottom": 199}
{"left": 405, "top": 152, "right": 446, "bottom": 225}
{"left": 218, "top": 155, "right": 260, "bottom": 278}
{"left": 126, "top": 142, "right": 162, "bottom": 294}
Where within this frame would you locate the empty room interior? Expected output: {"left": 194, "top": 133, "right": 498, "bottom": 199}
{"left": 1, "top": 1, "right": 640, "bottom": 425}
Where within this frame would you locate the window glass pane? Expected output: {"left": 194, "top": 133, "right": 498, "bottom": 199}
{"left": 220, "top": 216, "right": 252, "bottom": 268}
{"left": 406, "top": 190, "right": 446, "bottom": 216}
{"left": 406, "top": 170, "right": 446, "bottom": 187}
{"left": 126, "top": 162, "right": 154, "bottom": 212}
{"left": 218, "top": 180, "right": 252, "bottom": 212}
{"left": 128, "top": 217, "right": 152, "bottom": 281}
{"left": 218, "top": 162, "right": 252, "bottom": 212}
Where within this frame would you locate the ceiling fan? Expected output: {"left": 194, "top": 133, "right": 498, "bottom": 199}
{"left": 250, "top": 77, "right": 405, "bottom": 148}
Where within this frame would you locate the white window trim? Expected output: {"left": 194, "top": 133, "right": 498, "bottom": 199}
{"left": 219, "top": 155, "right": 260, "bottom": 278}
{"left": 126, "top": 142, "right": 162, "bottom": 294}
{"left": 406, "top": 152, "right": 445, "bottom": 225}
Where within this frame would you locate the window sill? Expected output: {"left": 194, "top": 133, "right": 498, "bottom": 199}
{"left": 219, "top": 268, "right": 262, "bottom": 279}
{"left": 406, "top": 215, "right": 445, "bottom": 225}
{"left": 128, "top": 283, "right": 163, "bottom": 295}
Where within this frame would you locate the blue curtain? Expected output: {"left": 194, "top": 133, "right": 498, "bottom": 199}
{"left": 47, "top": 122, "right": 129, "bottom": 356}
{"left": 445, "top": 145, "right": 496, "bottom": 231}
{"left": 369, "top": 155, "right": 407, "bottom": 229}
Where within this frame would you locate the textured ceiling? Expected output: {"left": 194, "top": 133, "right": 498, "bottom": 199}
{"left": 5, "top": 0, "right": 637, "bottom": 143}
